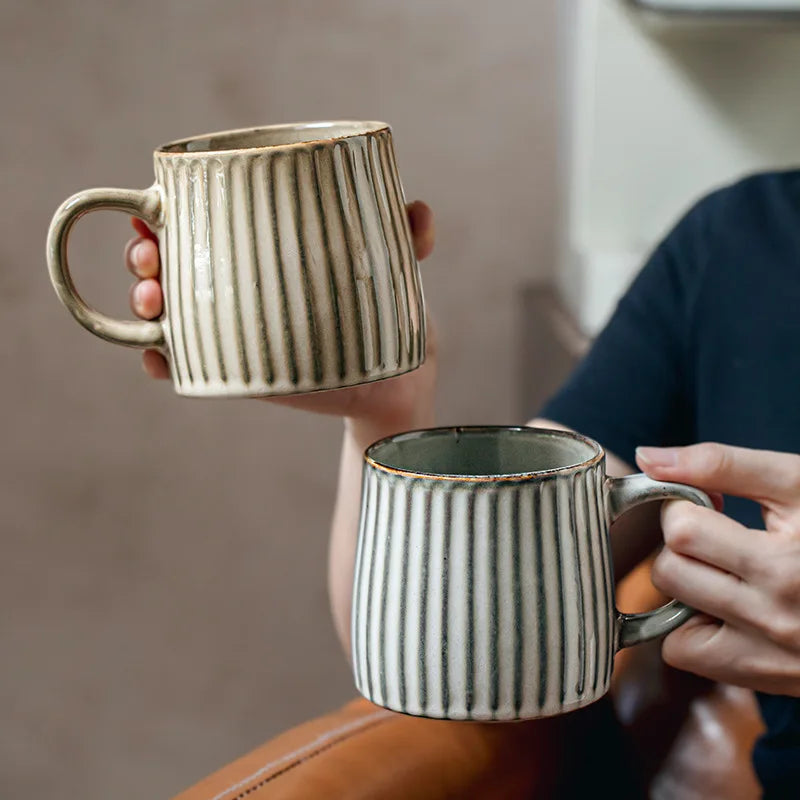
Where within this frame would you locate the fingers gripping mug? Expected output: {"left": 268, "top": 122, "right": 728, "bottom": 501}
{"left": 46, "top": 121, "right": 426, "bottom": 397}
{"left": 351, "top": 427, "right": 712, "bottom": 721}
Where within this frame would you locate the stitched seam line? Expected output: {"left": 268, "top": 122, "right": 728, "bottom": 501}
{"left": 228, "top": 715, "right": 391, "bottom": 800}
{"left": 207, "top": 710, "right": 393, "bottom": 800}
{"left": 229, "top": 725, "right": 383, "bottom": 800}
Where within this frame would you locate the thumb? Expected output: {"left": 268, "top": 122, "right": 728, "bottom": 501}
{"left": 406, "top": 201, "right": 435, "bottom": 261}
{"left": 636, "top": 442, "right": 800, "bottom": 507}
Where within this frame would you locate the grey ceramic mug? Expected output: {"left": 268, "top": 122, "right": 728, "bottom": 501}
{"left": 46, "top": 121, "right": 425, "bottom": 398}
{"left": 351, "top": 426, "right": 712, "bottom": 721}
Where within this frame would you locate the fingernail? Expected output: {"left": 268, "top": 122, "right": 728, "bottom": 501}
{"left": 132, "top": 241, "right": 146, "bottom": 267}
{"left": 636, "top": 446, "right": 678, "bottom": 467}
{"left": 131, "top": 281, "right": 146, "bottom": 310}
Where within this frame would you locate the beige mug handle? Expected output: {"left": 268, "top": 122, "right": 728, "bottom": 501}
{"left": 605, "top": 474, "right": 713, "bottom": 650}
{"left": 46, "top": 185, "right": 165, "bottom": 348}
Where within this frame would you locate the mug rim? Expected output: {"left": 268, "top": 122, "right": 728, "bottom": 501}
{"left": 364, "top": 425, "right": 605, "bottom": 482}
{"left": 155, "top": 120, "right": 391, "bottom": 156}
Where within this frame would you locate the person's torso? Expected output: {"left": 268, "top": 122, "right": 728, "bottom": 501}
{"left": 686, "top": 170, "right": 800, "bottom": 795}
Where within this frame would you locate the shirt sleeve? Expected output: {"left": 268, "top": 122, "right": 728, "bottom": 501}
{"left": 539, "top": 196, "right": 715, "bottom": 466}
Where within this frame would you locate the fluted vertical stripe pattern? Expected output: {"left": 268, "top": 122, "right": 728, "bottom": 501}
{"left": 153, "top": 129, "right": 424, "bottom": 397}
{"left": 352, "top": 465, "right": 616, "bottom": 721}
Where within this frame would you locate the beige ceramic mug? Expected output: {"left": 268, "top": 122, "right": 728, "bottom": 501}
{"left": 352, "top": 426, "right": 712, "bottom": 721}
{"left": 46, "top": 121, "right": 426, "bottom": 397}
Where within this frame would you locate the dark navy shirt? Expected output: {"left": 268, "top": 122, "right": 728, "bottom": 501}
{"left": 541, "top": 171, "right": 800, "bottom": 797}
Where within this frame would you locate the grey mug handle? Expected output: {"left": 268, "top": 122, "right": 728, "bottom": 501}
{"left": 605, "top": 473, "right": 713, "bottom": 650}
{"left": 46, "top": 185, "right": 165, "bottom": 348}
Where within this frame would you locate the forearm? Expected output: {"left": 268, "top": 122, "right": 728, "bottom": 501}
{"left": 329, "top": 401, "right": 435, "bottom": 655}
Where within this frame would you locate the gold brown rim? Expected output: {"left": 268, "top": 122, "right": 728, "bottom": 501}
{"left": 156, "top": 121, "right": 392, "bottom": 157}
{"left": 364, "top": 426, "right": 605, "bottom": 482}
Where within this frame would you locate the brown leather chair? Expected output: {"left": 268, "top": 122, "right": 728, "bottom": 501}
{"left": 173, "top": 564, "right": 764, "bottom": 799}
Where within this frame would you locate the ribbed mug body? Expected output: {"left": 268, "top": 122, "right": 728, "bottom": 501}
{"left": 153, "top": 123, "right": 425, "bottom": 396}
{"left": 352, "top": 427, "right": 616, "bottom": 721}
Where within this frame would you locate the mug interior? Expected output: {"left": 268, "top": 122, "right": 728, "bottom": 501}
{"left": 158, "top": 121, "right": 389, "bottom": 154}
{"left": 366, "top": 427, "right": 602, "bottom": 479}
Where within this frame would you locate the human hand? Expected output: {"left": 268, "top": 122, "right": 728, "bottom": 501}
{"left": 635, "top": 443, "right": 800, "bottom": 696}
{"left": 126, "top": 201, "right": 437, "bottom": 430}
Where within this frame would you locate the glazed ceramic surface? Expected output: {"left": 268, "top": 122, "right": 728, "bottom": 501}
{"left": 351, "top": 427, "right": 711, "bottom": 721}
{"left": 47, "top": 121, "right": 425, "bottom": 397}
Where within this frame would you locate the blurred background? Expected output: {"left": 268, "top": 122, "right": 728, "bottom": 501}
{"left": 3, "top": 3, "right": 557, "bottom": 798}
{"left": 3, "top": 1, "right": 800, "bottom": 798}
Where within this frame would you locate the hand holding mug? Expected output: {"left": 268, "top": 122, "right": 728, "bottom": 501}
{"left": 48, "top": 121, "right": 428, "bottom": 400}
{"left": 125, "top": 201, "right": 438, "bottom": 426}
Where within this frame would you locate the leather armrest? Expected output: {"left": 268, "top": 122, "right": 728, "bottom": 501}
{"left": 172, "top": 698, "right": 569, "bottom": 799}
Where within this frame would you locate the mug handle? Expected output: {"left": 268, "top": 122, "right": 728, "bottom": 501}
{"left": 46, "top": 186, "right": 166, "bottom": 348}
{"left": 605, "top": 473, "right": 713, "bottom": 650}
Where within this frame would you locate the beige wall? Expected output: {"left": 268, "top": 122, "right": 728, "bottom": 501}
{"left": 2, "top": 2, "right": 557, "bottom": 797}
